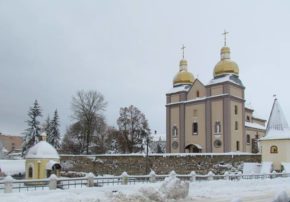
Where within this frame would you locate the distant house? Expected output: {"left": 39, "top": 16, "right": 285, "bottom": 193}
{"left": 150, "top": 132, "right": 166, "bottom": 153}
{"left": 0, "top": 133, "right": 23, "bottom": 154}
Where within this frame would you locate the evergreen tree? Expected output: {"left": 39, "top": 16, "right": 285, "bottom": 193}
{"left": 22, "top": 100, "right": 42, "bottom": 156}
{"left": 48, "top": 110, "right": 61, "bottom": 149}
{"left": 44, "top": 115, "right": 51, "bottom": 138}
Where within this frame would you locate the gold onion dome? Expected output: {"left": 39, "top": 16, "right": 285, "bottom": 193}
{"left": 213, "top": 46, "right": 239, "bottom": 77}
{"left": 173, "top": 59, "right": 195, "bottom": 86}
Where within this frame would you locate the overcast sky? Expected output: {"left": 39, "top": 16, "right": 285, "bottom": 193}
{"left": 0, "top": 0, "right": 289, "bottom": 136}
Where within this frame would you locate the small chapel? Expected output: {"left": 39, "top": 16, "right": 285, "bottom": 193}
{"left": 166, "top": 32, "right": 266, "bottom": 153}
{"left": 260, "top": 98, "right": 290, "bottom": 171}
{"left": 25, "top": 133, "right": 61, "bottom": 180}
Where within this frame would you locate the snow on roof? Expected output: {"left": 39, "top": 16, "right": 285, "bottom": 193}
{"left": 0, "top": 133, "right": 23, "bottom": 137}
{"left": 167, "top": 85, "right": 191, "bottom": 94}
{"left": 151, "top": 133, "right": 166, "bottom": 141}
{"left": 207, "top": 74, "right": 243, "bottom": 86}
{"left": 245, "top": 122, "right": 266, "bottom": 130}
{"left": 261, "top": 98, "right": 290, "bottom": 140}
{"left": 0, "top": 160, "right": 25, "bottom": 175}
{"left": 46, "top": 160, "right": 60, "bottom": 170}
{"left": 260, "top": 129, "right": 290, "bottom": 140}
{"left": 26, "top": 141, "right": 59, "bottom": 159}
{"left": 266, "top": 99, "right": 289, "bottom": 131}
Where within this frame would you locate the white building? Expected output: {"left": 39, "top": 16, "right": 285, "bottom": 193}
{"left": 260, "top": 98, "right": 290, "bottom": 171}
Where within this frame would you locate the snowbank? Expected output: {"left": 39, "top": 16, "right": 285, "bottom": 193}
{"left": 243, "top": 162, "right": 261, "bottom": 174}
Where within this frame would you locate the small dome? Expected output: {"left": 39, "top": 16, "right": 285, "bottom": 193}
{"left": 213, "top": 46, "right": 239, "bottom": 77}
{"left": 173, "top": 59, "right": 195, "bottom": 86}
{"left": 26, "top": 141, "right": 59, "bottom": 159}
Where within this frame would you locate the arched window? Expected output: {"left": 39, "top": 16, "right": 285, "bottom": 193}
{"left": 28, "top": 167, "right": 33, "bottom": 178}
{"left": 234, "top": 105, "right": 238, "bottom": 115}
{"left": 246, "top": 134, "right": 250, "bottom": 144}
{"left": 236, "top": 141, "right": 240, "bottom": 151}
{"left": 196, "top": 91, "right": 200, "bottom": 98}
{"left": 172, "top": 126, "right": 178, "bottom": 137}
{"left": 192, "top": 122, "right": 198, "bottom": 135}
{"left": 270, "top": 145, "right": 278, "bottom": 153}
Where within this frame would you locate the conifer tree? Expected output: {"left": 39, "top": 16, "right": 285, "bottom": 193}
{"left": 22, "top": 100, "right": 42, "bottom": 156}
{"left": 44, "top": 115, "right": 51, "bottom": 138}
{"left": 48, "top": 110, "right": 61, "bottom": 149}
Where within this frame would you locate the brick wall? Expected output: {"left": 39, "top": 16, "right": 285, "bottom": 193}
{"left": 60, "top": 154, "right": 261, "bottom": 176}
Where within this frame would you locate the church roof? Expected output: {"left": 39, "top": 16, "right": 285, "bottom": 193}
{"left": 207, "top": 74, "right": 244, "bottom": 87}
{"left": 167, "top": 84, "right": 191, "bottom": 94}
{"left": 260, "top": 98, "right": 290, "bottom": 140}
{"left": 26, "top": 141, "right": 59, "bottom": 159}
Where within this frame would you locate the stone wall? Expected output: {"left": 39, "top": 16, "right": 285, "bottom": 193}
{"left": 60, "top": 154, "right": 261, "bottom": 176}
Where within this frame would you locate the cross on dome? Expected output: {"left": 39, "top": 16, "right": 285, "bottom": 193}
{"left": 222, "top": 30, "right": 229, "bottom": 46}
{"left": 181, "top": 44, "right": 186, "bottom": 59}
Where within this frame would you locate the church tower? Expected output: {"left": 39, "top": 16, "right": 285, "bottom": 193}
{"left": 207, "top": 31, "right": 245, "bottom": 152}
{"left": 166, "top": 32, "right": 265, "bottom": 153}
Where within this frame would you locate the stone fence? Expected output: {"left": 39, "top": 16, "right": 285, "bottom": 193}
{"left": 60, "top": 153, "right": 261, "bottom": 175}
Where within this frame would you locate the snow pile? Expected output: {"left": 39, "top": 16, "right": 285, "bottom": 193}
{"left": 111, "top": 171, "right": 189, "bottom": 202}
{"left": 159, "top": 171, "right": 189, "bottom": 200}
{"left": 273, "top": 191, "right": 289, "bottom": 202}
{"left": 260, "top": 162, "right": 273, "bottom": 174}
{"left": 243, "top": 162, "right": 261, "bottom": 174}
{"left": 0, "top": 160, "right": 25, "bottom": 176}
{"left": 282, "top": 162, "right": 290, "bottom": 173}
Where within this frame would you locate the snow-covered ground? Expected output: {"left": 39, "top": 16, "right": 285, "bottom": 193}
{"left": 0, "top": 160, "right": 25, "bottom": 176}
{"left": 1, "top": 177, "right": 290, "bottom": 202}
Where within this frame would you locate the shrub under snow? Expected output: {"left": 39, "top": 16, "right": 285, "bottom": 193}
{"left": 111, "top": 172, "right": 189, "bottom": 202}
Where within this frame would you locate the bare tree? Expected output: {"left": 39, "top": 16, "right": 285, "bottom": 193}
{"left": 117, "top": 105, "right": 150, "bottom": 153}
{"left": 71, "top": 90, "right": 107, "bottom": 154}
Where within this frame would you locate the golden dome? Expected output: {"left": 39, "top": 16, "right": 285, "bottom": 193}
{"left": 213, "top": 46, "right": 239, "bottom": 77}
{"left": 173, "top": 59, "right": 195, "bottom": 86}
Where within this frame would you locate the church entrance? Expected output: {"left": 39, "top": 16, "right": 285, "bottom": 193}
{"left": 185, "top": 144, "right": 202, "bottom": 153}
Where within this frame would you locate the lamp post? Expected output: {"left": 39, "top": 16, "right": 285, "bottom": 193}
{"left": 145, "top": 134, "right": 149, "bottom": 174}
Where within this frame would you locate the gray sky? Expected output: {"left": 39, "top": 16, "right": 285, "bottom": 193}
{"left": 0, "top": 0, "right": 289, "bottom": 136}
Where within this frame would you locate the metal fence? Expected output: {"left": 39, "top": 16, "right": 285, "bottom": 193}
{"left": 1, "top": 171, "right": 289, "bottom": 193}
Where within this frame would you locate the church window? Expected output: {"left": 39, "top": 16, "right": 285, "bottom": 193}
{"left": 235, "top": 121, "right": 238, "bottom": 130}
{"left": 270, "top": 145, "right": 278, "bottom": 153}
{"left": 28, "top": 167, "right": 33, "bottom": 178}
{"left": 196, "top": 91, "right": 200, "bottom": 97}
{"left": 236, "top": 141, "right": 240, "bottom": 151}
{"left": 192, "top": 122, "right": 198, "bottom": 135}
{"left": 246, "top": 116, "right": 250, "bottom": 122}
{"left": 235, "top": 105, "right": 238, "bottom": 115}
{"left": 172, "top": 126, "right": 178, "bottom": 137}
{"left": 193, "top": 109, "right": 198, "bottom": 117}
{"left": 246, "top": 134, "right": 250, "bottom": 144}
{"left": 215, "top": 121, "right": 221, "bottom": 134}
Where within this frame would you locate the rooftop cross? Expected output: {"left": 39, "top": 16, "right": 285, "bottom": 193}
{"left": 181, "top": 44, "right": 186, "bottom": 59}
{"left": 222, "top": 30, "right": 229, "bottom": 46}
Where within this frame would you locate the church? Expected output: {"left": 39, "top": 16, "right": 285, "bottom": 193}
{"left": 166, "top": 33, "right": 266, "bottom": 153}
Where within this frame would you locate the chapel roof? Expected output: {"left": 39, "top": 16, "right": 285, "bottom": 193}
{"left": 26, "top": 141, "right": 59, "bottom": 159}
{"left": 261, "top": 98, "right": 290, "bottom": 140}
